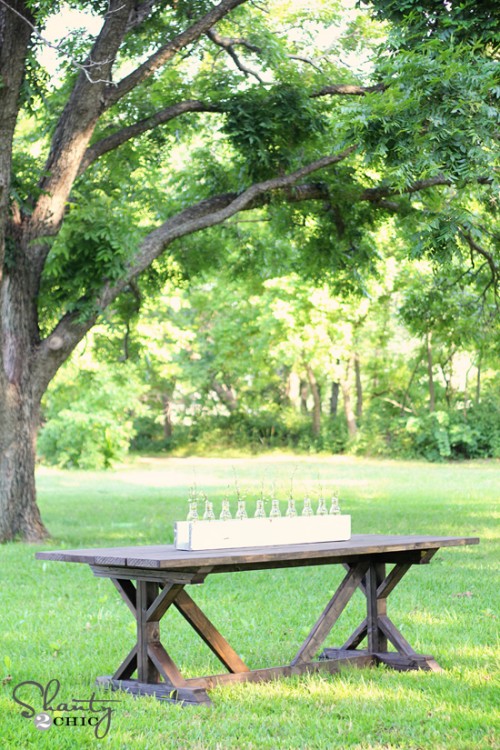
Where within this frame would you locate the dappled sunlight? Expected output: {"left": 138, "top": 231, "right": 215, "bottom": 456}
{"left": 403, "top": 608, "right": 450, "bottom": 626}
{"left": 446, "top": 642, "right": 500, "bottom": 662}
{"left": 209, "top": 667, "right": 496, "bottom": 732}
{"left": 104, "top": 531, "right": 147, "bottom": 541}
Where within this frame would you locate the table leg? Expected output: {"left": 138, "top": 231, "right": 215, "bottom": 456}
{"left": 366, "top": 562, "right": 388, "bottom": 653}
{"left": 173, "top": 589, "right": 250, "bottom": 674}
{"left": 291, "top": 561, "right": 370, "bottom": 666}
{"left": 97, "top": 555, "right": 442, "bottom": 706}
{"left": 321, "top": 559, "right": 443, "bottom": 672}
{"left": 97, "top": 577, "right": 212, "bottom": 704}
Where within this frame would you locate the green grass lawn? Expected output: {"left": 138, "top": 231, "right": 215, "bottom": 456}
{"left": 1, "top": 455, "right": 498, "bottom": 749}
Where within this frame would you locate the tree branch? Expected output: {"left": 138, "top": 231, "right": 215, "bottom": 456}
{"left": 77, "top": 77, "right": 392, "bottom": 173}
{"left": 37, "top": 146, "right": 355, "bottom": 377}
{"left": 359, "top": 174, "right": 493, "bottom": 210}
{"left": 312, "top": 83, "right": 387, "bottom": 97}
{"left": 78, "top": 77, "right": 392, "bottom": 171}
{"left": 78, "top": 99, "right": 220, "bottom": 174}
{"left": 205, "top": 27, "right": 261, "bottom": 54}
{"left": 205, "top": 28, "right": 328, "bottom": 74}
{"left": 38, "top": 146, "right": 497, "bottom": 382}
{"left": 101, "top": 146, "right": 357, "bottom": 301}
{"left": 30, "top": 0, "right": 135, "bottom": 234}
{"left": 125, "top": 0, "right": 160, "bottom": 34}
{"left": 460, "top": 229, "right": 499, "bottom": 296}
{"left": 34, "top": 310, "right": 98, "bottom": 397}
{"left": 105, "top": 0, "right": 249, "bottom": 108}
{"left": 288, "top": 54, "right": 323, "bottom": 72}
{"left": 205, "top": 27, "right": 264, "bottom": 82}
{"left": 360, "top": 175, "right": 453, "bottom": 204}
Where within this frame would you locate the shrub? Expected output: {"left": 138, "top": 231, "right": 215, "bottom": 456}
{"left": 355, "top": 394, "right": 500, "bottom": 461}
{"left": 38, "top": 410, "right": 133, "bottom": 469}
{"left": 131, "top": 405, "right": 349, "bottom": 455}
{"left": 38, "top": 362, "right": 146, "bottom": 469}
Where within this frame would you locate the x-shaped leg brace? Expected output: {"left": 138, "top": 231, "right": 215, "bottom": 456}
{"left": 94, "top": 553, "right": 441, "bottom": 706}
{"left": 319, "top": 556, "right": 442, "bottom": 672}
{"left": 93, "top": 570, "right": 250, "bottom": 704}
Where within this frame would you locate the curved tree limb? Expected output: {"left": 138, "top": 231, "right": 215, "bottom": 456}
{"left": 104, "top": 0, "right": 249, "bottom": 108}
{"left": 33, "top": 146, "right": 497, "bottom": 386}
{"left": 36, "top": 147, "right": 356, "bottom": 381}
{"left": 360, "top": 175, "right": 453, "bottom": 203}
{"left": 206, "top": 27, "right": 264, "bottom": 82}
{"left": 205, "top": 27, "right": 261, "bottom": 54}
{"left": 460, "top": 229, "right": 499, "bottom": 297}
{"left": 288, "top": 54, "right": 323, "bottom": 72}
{"left": 30, "top": 0, "right": 135, "bottom": 233}
{"left": 79, "top": 100, "right": 221, "bottom": 175}
{"left": 77, "top": 80, "right": 391, "bottom": 176}
{"left": 312, "top": 83, "right": 387, "bottom": 97}
{"left": 104, "top": 146, "right": 357, "bottom": 295}
{"left": 359, "top": 175, "right": 493, "bottom": 209}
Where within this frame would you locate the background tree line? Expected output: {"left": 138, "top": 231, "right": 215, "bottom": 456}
{"left": 39, "top": 216, "right": 499, "bottom": 467}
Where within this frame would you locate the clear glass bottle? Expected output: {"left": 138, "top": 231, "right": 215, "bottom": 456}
{"left": 254, "top": 498, "right": 266, "bottom": 518}
{"left": 186, "top": 485, "right": 199, "bottom": 521}
{"left": 187, "top": 500, "right": 199, "bottom": 522}
{"left": 285, "top": 496, "right": 297, "bottom": 518}
{"left": 316, "top": 496, "right": 328, "bottom": 515}
{"left": 203, "top": 495, "right": 215, "bottom": 521}
{"left": 220, "top": 497, "right": 232, "bottom": 521}
{"left": 302, "top": 496, "right": 313, "bottom": 516}
{"left": 236, "top": 498, "right": 248, "bottom": 520}
{"left": 329, "top": 492, "right": 341, "bottom": 515}
{"left": 269, "top": 497, "right": 281, "bottom": 518}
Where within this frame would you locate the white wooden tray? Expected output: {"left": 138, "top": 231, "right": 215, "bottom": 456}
{"left": 174, "top": 515, "right": 351, "bottom": 551}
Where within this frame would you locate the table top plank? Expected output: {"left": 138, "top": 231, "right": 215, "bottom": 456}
{"left": 36, "top": 534, "right": 479, "bottom": 571}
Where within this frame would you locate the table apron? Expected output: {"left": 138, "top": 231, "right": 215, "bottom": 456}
{"left": 91, "top": 548, "right": 435, "bottom": 583}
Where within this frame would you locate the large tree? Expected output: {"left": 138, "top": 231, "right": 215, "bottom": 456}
{"left": 0, "top": 0, "right": 498, "bottom": 540}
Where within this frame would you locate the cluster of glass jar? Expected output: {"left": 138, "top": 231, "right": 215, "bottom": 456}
{"left": 186, "top": 489, "right": 341, "bottom": 521}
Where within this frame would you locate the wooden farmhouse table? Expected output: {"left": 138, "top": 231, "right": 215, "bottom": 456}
{"left": 36, "top": 533, "right": 478, "bottom": 706}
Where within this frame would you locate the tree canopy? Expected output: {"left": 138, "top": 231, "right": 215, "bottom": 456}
{"left": 0, "top": 0, "right": 498, "bottom": 541}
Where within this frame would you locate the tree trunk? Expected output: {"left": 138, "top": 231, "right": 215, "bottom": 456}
{"left": 300, "top": 380, "right": 309, "bottom": 414}
{"left": 329, "top": 381, "right": 339, "bottom": 416}
{"left": 426, "top": 332, "right": 436, "bottom": 413}
{"left": 463, "top": 366, "right": 470, "bottom": 419}
{"left": 0, "top": 2, "right": 33, "bottom": 274}
{"left": 341, "top": 356, "right": 357, "bottom": 438}
{"left": 354, "top": 352, "right": 363, "bottom": 420}
{"left": 476, "top": 357, "right": 481, "bottom": 405}
{"left": 400, "top": 352, "right": 422, "bottom": 416}
{"left": 0, "top": 386, "right": 47, "bottom": 541}
{"left": 0, "top": 247, "right": 49, "bottom": 541}
{"left": 285, "top": 370, "right": 301, "bottom": 409}
{"left": 441, "top": 357, "right": 453, "bottom": 408}
{"left": 211, "top": 379, "right": 238, "bottom": 412}
{"left": 305, "top": 363, "right": 321, "bottom": 438}
{"left": 162, "top": 392, "right": 173, "bottom": 439}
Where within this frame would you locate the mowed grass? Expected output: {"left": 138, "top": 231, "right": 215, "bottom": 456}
{"left": 0, "top": 454, "right": 498, "bottom": 750}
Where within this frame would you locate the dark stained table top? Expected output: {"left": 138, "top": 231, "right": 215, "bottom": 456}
{"left": 36, "top": 534, "right": 479, "bottom": 571}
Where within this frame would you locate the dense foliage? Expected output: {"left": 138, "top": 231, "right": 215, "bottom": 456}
{"left": 39, "top": 246, "right": 499, "bottom": 466}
